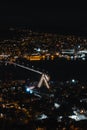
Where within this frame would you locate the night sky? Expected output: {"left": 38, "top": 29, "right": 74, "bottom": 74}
{"left": 0, "top": 1, "right": 87, "bottom": 33}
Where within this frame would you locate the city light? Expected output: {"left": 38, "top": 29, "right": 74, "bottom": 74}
{"left": 72, "top": 79, "right": 75, "bottom": 83}
{"left": 26, "top": 87, "right": 33, "bottom": 94}
{"left": 0, "top": 28, "right": 87, "bottom": 129}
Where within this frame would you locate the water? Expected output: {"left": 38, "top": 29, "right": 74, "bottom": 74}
{"left": 0, "top": 60, "right": 87, "bottom": 81}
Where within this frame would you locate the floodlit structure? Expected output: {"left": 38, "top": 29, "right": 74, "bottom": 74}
{"left": 7, "top": 62, "right": 50, "bottom": 89}
{"left": 38, "top": 73, "right": 50, "bottom": 89}
{"left": 69, "top": 111, "right": 87, "bottom": 121}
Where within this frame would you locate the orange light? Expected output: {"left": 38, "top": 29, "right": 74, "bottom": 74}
{"left": 29, "top": 56, "right": 41, "bottom": 61}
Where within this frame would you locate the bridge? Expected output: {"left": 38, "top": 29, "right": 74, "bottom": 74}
{"left": 6, "top": 61, "right": 50, "bottom": 89}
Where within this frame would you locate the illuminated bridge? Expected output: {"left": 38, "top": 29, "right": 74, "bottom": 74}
{"left": 6, "top": 61, "right": 50, "bottom": 89}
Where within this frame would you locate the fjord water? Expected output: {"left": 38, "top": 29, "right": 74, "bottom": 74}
{"left": 0, "top": 60, "right": 87, "bottom": 82}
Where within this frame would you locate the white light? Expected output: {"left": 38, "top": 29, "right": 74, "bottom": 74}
{"left": 69, "top": 115, "right": 79, "bottom": 121}
{"left": 69, "top": 114, "right": 87, "bottom": 121}
{"left": 69, "top": 110, "right": 87, "bottom": 121}
{"left": 72, "top": 79, "right": 75, "bottom": 83}
{"left": 26, "top": 88, "right": 30, "bottom": 92}
{"left": 81, "top": 54, "right": 85, "bottom": 58}
{"left": 78, "top": 45, "right": 80, "bottom": 49}
{"left": 54, "top": 103, "right": 60, "bottom": 108}
{"left": 30, "top": 89, "right": 33, "bottom": 94}
{"left": 11, "top": 87, "right": 15, "bottom": 90}
{"left": 57, "top": 116, "right": 63, "bottom": 122}
{"left": 37, "top": 48, "right": 41, "bottom": 52}
{"left": 0, "top": 113, "right": 4, "bottom": 118}
{"left": 26, "top": 88, "right": 33, "bottom": 94}
{"left": 37, "top": 114, "right": 48, "bottom": 120}
{"left": 82, "top": 57, "right": 86, "bottom": 61}
{"left": 71, "top": 56, "right": 74, "bottom": 60}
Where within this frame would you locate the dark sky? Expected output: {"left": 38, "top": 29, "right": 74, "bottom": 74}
{"left": 0, "top": 1, "right": 87, "bottom": 33}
